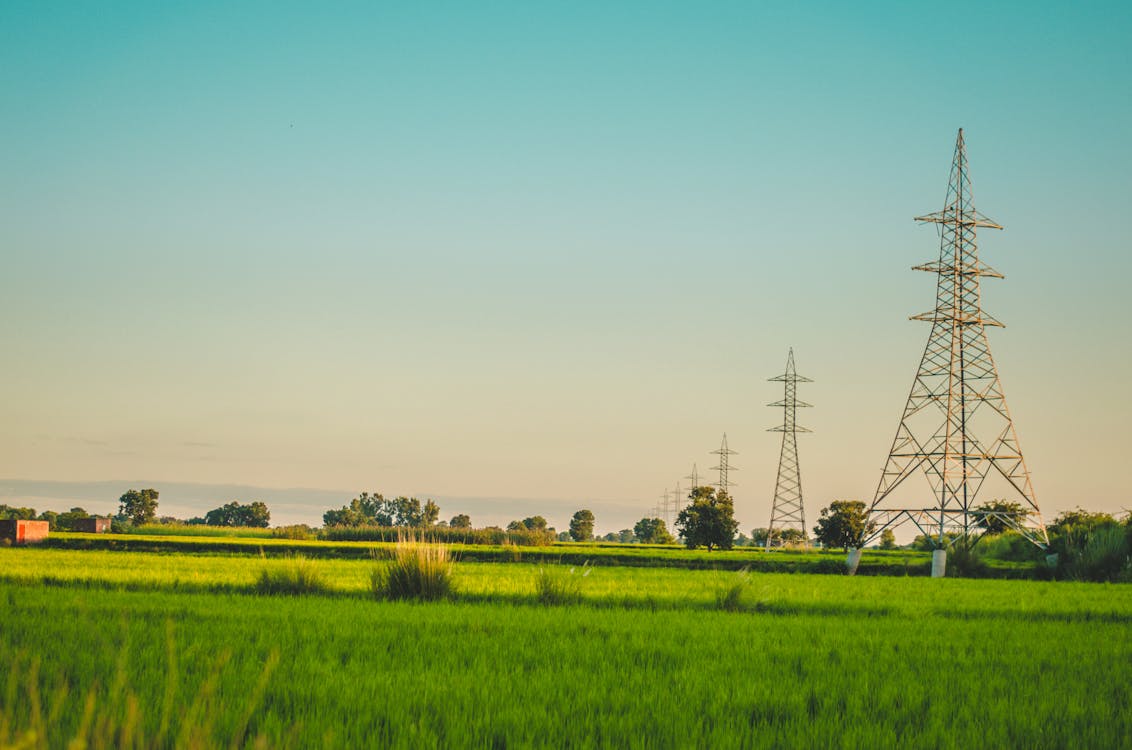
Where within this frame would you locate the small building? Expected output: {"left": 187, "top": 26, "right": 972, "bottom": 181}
{"left": 0, "top": 520, "right": 50, "bottom": 545}
{"left": 73, "top": 517, "right": 112, "bottom": 533}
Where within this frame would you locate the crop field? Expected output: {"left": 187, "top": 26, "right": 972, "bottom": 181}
{"left": 42, "top": 531, "right": 1040, "bottom": 577}
{"left": 1, "top": 545, "right": 1130, "bottom": 749}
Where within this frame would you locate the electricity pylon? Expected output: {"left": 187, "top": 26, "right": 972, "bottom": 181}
{"left": 766, "top": 349, "right": 812, "bottom": 549}
{"left": 684, "top": 463, "right": 701, "bottom": 493}
{"left": 669, "top": 482, "right": 683, "bottom": 529}
{"left": 710, "top": 434, "right": 737, "bottom": 493}
{"left": 867, "top": 129, "right": 1047, "bottom": 550}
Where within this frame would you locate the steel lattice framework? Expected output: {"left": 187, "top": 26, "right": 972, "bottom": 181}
{"left": 766, "top": 349, "right": 812, "bottom": 549}
{"left": 710, "top": 434, "right": 737, "bottom": 494}
{"left": 867, "top": 129, "right": 1048, "bottom": 549}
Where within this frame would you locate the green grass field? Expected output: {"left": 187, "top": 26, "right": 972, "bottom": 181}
{"left": 42, "top": 531, "right": 1041, "bottom": 577}
{"left": 1, "top": 544, "right": 1129, "bottom": 748}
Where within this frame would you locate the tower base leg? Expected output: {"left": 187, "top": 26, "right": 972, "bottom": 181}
{"left": 845, "top": 548, "right": 862, "bottom": 576}
{"left": 931, "top": 549, "right": 947, "bottom": 578}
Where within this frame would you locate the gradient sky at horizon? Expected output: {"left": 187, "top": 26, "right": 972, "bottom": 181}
{"left": 2, "top": 1, "right": 1130, "bottom": 531}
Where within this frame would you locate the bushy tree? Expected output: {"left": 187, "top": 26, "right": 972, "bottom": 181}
{"left": 768, "top": 528, "right": 807, "bottom": 546}
{"left": 449, "top": 514, "right": 472, "bottom": 529}
{"left": 878, "top": 528, "right": 898, "bottom": 550}
{"left": 204, "top": 501, "right": 270, "bottom": 527}
{"left": 569, "top": 510, "right": 595, "bottom": 542}
{"left": 322, "top": 493, "right": 440, "bottom": 528}
{"left": 974, "top": 500, "right": 1028, "bottom": 534}
{"left": 119, "top": 489, "right": 159, "bottom": 526}
{"left": 634, "top": 517, "right": 675, "bottom": 544}
{"left": 675, "top": 487, "right": 738, "bottom": 551}
{"left": 812, "top": 500, "right": 874, "bottom": 551}
{"left": 55, "top": 507, "right": 92, "bottom": 531}
{"left": 1049, "top": 508, "right": 1118, "bottom": 535}
{"left": 0, "top": 505, "right": 37, "bottom": 521}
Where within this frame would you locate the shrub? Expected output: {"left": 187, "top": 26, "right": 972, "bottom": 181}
{"left": 535, "top": 563, "right": 590, "bottom": 605}
{"left": 371, "top": 538, "right": 454, "bottom": 601}
{"left": 255, "top": 555, "right": 329, "bottom": 595}
{"left": 947, "top": 544, "right": 990, "bottom": 578}
{"left": 271, "top": 524, "right": 316, "bottom": 540}
{"left": 1066, "top": 525, "right": 1130, "bottom": 582}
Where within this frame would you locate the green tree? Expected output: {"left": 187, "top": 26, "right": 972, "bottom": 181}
{"left": 974, "top": 500, "right": 1028, "bottom": 534}
{"left": 421, "top": 500, "right": 441, "bottom": 527}
{"left": 323, "top": 492, "right": 390, "bottom": 527}
{"left": 878, "top": 528, "right": 898, "bottom": 550}
{"left": 812, "top": 500, "right": 874, "bottom": 551}
{"left": 389, "top": 497, "right": 423, "bottom": 527}
{"left": 449, "top": 514, "right": 472, "bottom": 529}
{"left": 118, "top": 489, "right": 159, "bottom": 526}
{"left": 0, "top": 505, "right": 38, "bottom": 521}
{"left": 522, "top": 516, "right": 549, "bottom": 532}
{"left": 769, "top": 528, "right": 806, "bottom": 546}
{"left": 633, "top": 517, "right": 675, "bottom": 544}
{"left": 55, "top": 507, "right": 92, "bottom": 531}
{"left": 675, "top": 487, "right": 739, "bottom": 551}
{"left": 1049, "top": 508, "right": 1118, "bottom": 535}
{"left": 749, "top": 528, "right": 770, "bottom": 546}
{"left": 569, "top": 510, "right": 595, "bottom": 542}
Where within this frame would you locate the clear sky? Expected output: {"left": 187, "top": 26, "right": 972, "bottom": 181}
{"left": 2, "top": 1, "right": 1130, "bottom": 532}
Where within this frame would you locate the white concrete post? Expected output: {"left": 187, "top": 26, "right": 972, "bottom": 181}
{"left": 845, "top": 547, "right": 862, "bottom": 576}
{"left": 931, "top": 548, "right": 947, "bottom": 578}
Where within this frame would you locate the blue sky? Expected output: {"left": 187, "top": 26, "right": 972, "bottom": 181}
{"left": 2, "top": 1, "right": 1130, "bottom": 531}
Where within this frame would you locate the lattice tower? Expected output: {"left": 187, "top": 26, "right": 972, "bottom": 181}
{"left": 766, "top": 348, "right": 812, "bottom": 549}
{"left": 867, "top": 129, "right": 1047, "bottom": 549}
{"left": 710, "top": 434, "right": 737, "bottom": 493}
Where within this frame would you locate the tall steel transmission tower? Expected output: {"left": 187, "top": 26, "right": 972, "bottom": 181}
{"left": 710, "top": 434, "right": 737, "bottom": 494}
{"left": 766, "top": 349, "right": 812, "bottom": 549}
{"left": 866, "top": 129, "right": 1048, "bottom": 554}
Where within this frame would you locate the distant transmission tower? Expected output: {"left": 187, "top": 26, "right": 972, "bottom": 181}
{"left": 656, "top": 490, "right": 670, "bottom": 523}
{"left": 867, "top": 129, "right": 1048, "bottom": 555}
{"left": 766, "top": 349, "right": 812, "bottom": 549}
{"left": 669, "top": 482, "right": 683, "bottom": 528}
{"left": 710, "top": 434, "right": 737, "bottom": 493}
{"left": 684, "top": 463, "right": 701, "bottom": 492}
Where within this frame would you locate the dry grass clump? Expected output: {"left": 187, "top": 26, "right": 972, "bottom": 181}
{"left": 371, "top": 536, "right": 454, "bottom": 601}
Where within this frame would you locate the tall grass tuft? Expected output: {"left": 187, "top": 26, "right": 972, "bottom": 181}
{"left": 255, "top": 554, "right": 329, "bottom": 595}
{"left": 535, "top": 562, "right": 590, "bottom": 605}
{"left": 1069, "top": 525, "right": 1130, "bottom": 582}
{"left": 371, "top": 536, "right": 454, "bottom": 600}
{"left": 716, "top": 567, "right": 751, "bottom": 612}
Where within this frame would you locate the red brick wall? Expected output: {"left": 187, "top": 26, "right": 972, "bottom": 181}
{"left": 15, "top": 520, "right": 49, "bottom": 544}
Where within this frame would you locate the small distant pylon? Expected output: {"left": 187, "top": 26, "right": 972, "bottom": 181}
{"left": 766, "top": 348, "right": 812, "bottom": 549}
{"left": 656, "top": 490, "right": 670, "bottom": 524}
{"left": 710, "top": 434, "right": 738, "bottom": 493}
{"left": 684, "top": 463, "right": 701, "bottom": 493}
{"left": 669, "top": 482, "right": 683, "bottom": 529}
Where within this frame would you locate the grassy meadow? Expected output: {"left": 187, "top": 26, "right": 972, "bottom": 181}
{"left": 1, "top": 543, "right": 1130, "bottom": 748}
